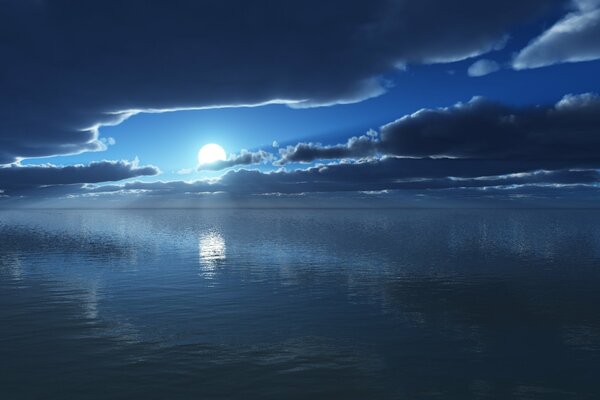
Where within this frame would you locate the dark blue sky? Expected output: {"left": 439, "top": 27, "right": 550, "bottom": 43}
{"left": 2, "top": 0, "right": 600, "bottom": 206}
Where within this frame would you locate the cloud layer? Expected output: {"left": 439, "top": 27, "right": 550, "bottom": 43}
{"left": 20, "top": 160, "right": 599, "bottom": 207}
{"left": 3, "top": 93, "right": 600, "bottom": 204}
{"left": 0, "top": 160, "right": 158, "bottom": 196}
{"left": 513, "top": 0, "right": 600, "bottom": 69}
{"left": 0, "top": 0, "right": 562, "bottom": 164}
{"left": 277, "top": 93, "right": 600, "bottom": 163}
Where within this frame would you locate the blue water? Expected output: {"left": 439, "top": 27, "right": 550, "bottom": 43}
{"left": 1, "top": 209, "right": 599, "bottom": 399}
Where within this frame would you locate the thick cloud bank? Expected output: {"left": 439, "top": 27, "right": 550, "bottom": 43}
{"left": 0, "top": 0, "right": 561, "bottom": 164}
{"left": 0, "top": 160, "right": 158, "bottom": 196}
{"left": 513, "top": 0, "right": 600, "bottom": 69}
{"left": 277, "top": 93, "right": 600, "bottom": 163}
{"left": 24, "top": 161, "right": 600, "bottom": 206}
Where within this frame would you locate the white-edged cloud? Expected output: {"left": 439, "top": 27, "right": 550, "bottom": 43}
{"left": 0, "top": 159, "right": 159, "bottom": 196}
{"left": 513, "top": 0, "right": 600, "bottom": 69}
{"left": 0, "top": 0, "right": 559, "bottom": 164}
{"left": 276, "top": 93, "right": 600, "bottom": 163}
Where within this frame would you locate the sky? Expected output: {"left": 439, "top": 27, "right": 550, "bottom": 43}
{"left": 2, "top": 0, "right": 600, "bottom": 207}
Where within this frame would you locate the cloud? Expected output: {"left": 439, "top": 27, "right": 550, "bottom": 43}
{"left": 0, "top": 0, "right": 560, "bottom": 164}
{"left": 100, "top": 136, "right": 117, "bottom": 146}
{"left": 379, "top": 93, "right": 600, "bottom": 160}
{"left": 18, "top": 157, "right": 600, "bottom": 198}
{"left": 4, "top": 92, "right": 599, "bottom": 203}
{"left": 198, "top": 149, "right": 274, "bottom": 171}
{"left": 0, "top": 159, "right": 159, "bottom": 196}
{"left": 513, "top": 0, "right": 600, "bottom": 69}
{"left": 467, "top": 59, "right": 501, "bottom": 77}
{"left": 277, "top": 93, "right": 600, "bottom": 163}
{"left": 3, "top": 154, "right": 600, "bottom": 206}
{"left": 276, "top": 131, "right": 379, "bottom": 165}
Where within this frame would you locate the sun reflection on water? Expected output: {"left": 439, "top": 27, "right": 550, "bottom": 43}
{"left": 198, "top": 231, "right": 226, "bottom": 278}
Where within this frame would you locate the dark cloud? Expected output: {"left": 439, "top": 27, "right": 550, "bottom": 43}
{"left": 198, "top": 150, "right": 273, "bottom": 171}
{"left": 17, "top": 158, "right": 598, "bottom": 198}
{"left": 208, "top": 160, "right": 600, "bottom": 194}
{"left": 277, "top": 93, "right": 600, "bottom": 163}
{"left": 3, "top": 152, "right": 600, "bottom": 209}
{"left": 513, "top": 0, "right": 600, "bottom": 69}
{"left": 379, "top": 93, "right": 600, "bottom": 160}
{"left": 4, "top": 90, "right": 600, "bottom": 202}
{"left": 276, "top": 131, "right": 379, "bottom": 165}
{"left": 5, "top": 88, "right": 600, "bottom": 201}
{"left": 0, "top": 160, "right": 159, "bottom": 196}
{"left": 0, "top": 0, "right": 561, "bottom": 164}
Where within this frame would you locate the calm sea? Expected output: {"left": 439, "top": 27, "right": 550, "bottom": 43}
{"left": 1, "top": 209, "right": 599, "bottom": 399}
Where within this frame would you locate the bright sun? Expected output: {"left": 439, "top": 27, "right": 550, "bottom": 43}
{"left": 198, "top": 143, "right": 227, "bottom": 165}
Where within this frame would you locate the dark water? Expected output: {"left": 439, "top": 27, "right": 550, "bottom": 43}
{"left": 1, "top": 209, "right": 600, "bottom": 399}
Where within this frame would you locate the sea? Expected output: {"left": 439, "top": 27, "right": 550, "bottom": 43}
{"left": 1, "top": 209, "right": 599, "bottom": 399}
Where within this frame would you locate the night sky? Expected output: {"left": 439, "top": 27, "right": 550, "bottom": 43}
{"left": 2, "top": 0, "right": 600, "bottom": 207}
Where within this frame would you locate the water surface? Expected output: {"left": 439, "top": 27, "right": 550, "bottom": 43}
{"left": 1, "top": 209, "right": 600, "bottom": 399}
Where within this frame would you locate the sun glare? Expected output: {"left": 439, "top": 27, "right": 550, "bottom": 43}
{"left": 198, "top": 143, "right": 227, "bottom": 165}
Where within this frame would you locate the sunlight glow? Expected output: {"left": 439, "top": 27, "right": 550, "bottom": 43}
{"left": 198, "top": 143, "right": 227, "bottom": 165}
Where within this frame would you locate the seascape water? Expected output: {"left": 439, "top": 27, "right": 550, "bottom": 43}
{"left": 1, "top": 209, "right": 599, "bottom": 399}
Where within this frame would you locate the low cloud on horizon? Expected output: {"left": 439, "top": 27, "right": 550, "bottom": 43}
{"left": 3, "top": 93, "right": 600, "bottom": 206}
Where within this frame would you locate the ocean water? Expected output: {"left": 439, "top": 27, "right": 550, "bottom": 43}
{"left": 1, "top": 209, "right": 599, "bottom": 399}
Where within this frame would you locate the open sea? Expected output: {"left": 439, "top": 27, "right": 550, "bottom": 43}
{"left": 1, "top": 209, "right": 599, "bottom": 399}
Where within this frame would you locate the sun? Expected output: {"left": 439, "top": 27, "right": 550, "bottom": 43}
{"left": 198, "top": 143, "right": 227, "bottom": 165}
